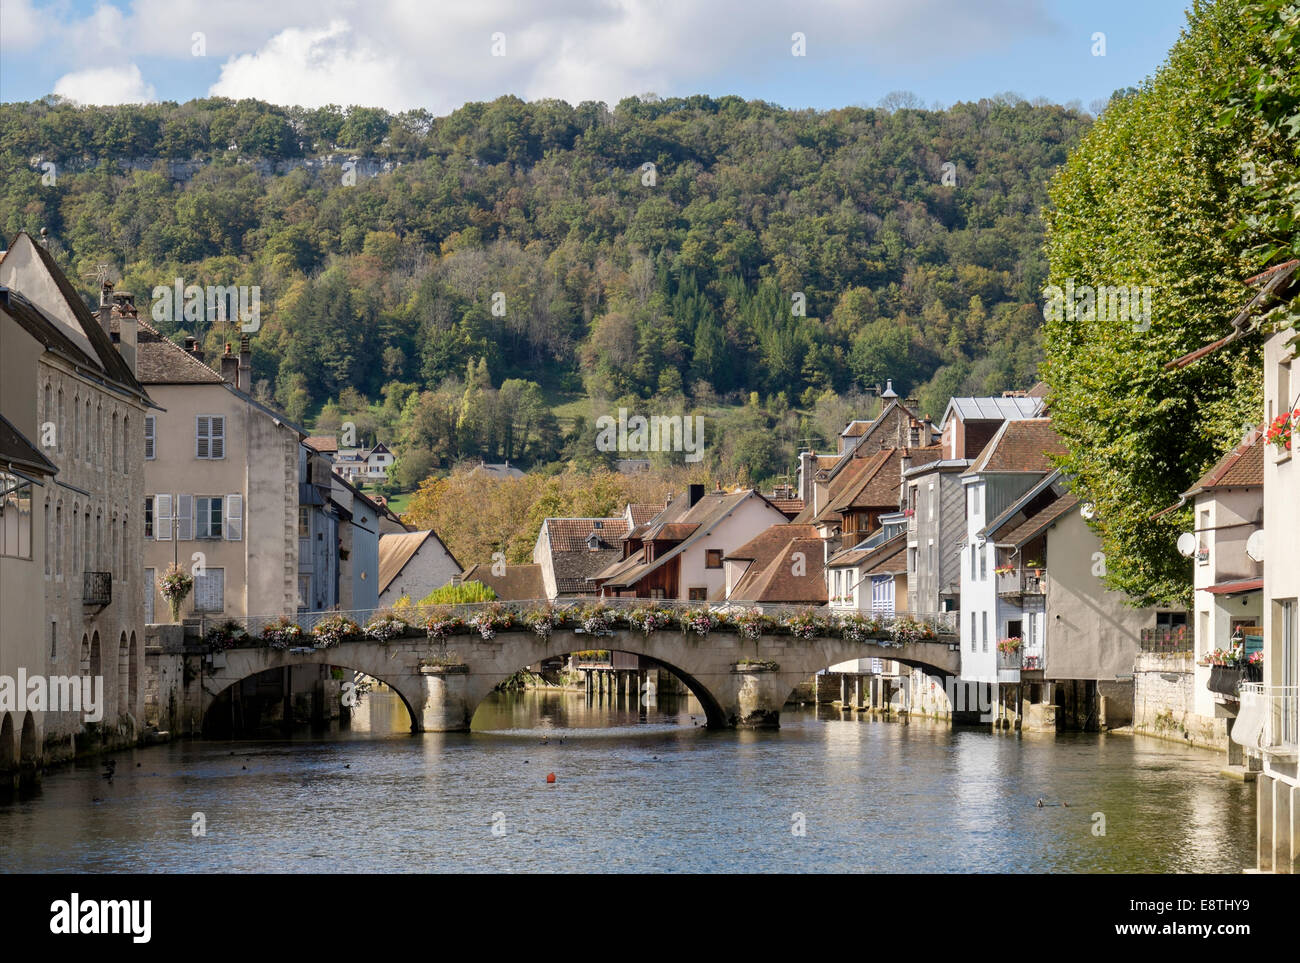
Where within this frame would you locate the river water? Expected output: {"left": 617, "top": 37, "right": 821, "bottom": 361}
{"left": 0, "top": 688, "right": 1256, "bottom": 873}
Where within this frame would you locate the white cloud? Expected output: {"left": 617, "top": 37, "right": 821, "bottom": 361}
{"left": 0, "top": 0, "right": 43, "bottom": 50}
{"left": 53, "top": 64, "right": 156, "bottom": 105}
{"left": 23, "top": 0, "right": 1061, "bottom": 112}
{"left": 210, "top": 20, "right": 404, "bottom": 108}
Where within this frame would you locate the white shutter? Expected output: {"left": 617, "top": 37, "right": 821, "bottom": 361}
{"left": 226, "top": 494, "right": 242, "bottom": 541}
{"left": 156, "top": 494, "right": 172, "bottom": 541}
{"left": 144, "top": 416, "right": 155, "bottom": 459}
{"left": 211, "top": 417, "right": 225, "bottom": 459}
{"left": 196, "top": 417, "right": 209, "bottom": 458}
{"left": 195, "top": 569, "right": 224, "bottom": 612}
{"left": 177, "top": 494, "right": 193, "bottom": 540}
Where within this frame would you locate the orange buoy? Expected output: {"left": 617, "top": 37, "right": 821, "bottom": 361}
{"left": 546, "top": 772, "right": 556, "bottom": 783}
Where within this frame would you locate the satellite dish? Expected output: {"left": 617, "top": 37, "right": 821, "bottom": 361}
{"left": 1176, "top": 532, "right": 1197, "bottom": 558}
{"left": 1080, "top": 502, "right": 1096, "bottom": 520}
{"left": 1246, "top": 530, "right": 1264, "bottom": 563}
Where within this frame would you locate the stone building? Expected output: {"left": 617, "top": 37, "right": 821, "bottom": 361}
{"left": 0, "top": 232, "right": 153, "bottom": 762}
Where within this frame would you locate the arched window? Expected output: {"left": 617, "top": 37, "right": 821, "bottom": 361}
{"left": 44, "top": 499, "right": 51, "bottom": 577}
{"left": 57, "top": 388, "right": 64, "bottom": 455}
{"left": 111, "top": 412, "right": 119, "bottom": 474}
{"left": 71, "top": 393, "right": 79, "bottom": 460}
{"left": 118, "top": 632, "right": 130, "bottom": 717}
{"left": 122, "top": 415, "right": 130, "bottom": 473}
{"left": 55, "top": 503, "right": 63, "bottom": 577}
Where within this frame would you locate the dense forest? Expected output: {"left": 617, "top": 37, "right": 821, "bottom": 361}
{"left": 0, "top": 93, "right": 1091, "bottom": 488}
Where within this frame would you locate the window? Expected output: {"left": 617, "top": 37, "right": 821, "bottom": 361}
{"left": 297, "top": 575, "right": 310, "bottom": 610}
{"left": 1156, "top": 611, "right": 1188, "bottom": 628}
{"left": 144, "top": 415, "right": 155, "bottom": 460}
{"left": 970, "top": 611, "right": 977, "bottom": 652}
{"left": 193, "top": 568, "right": 225, "bottom": 613}
{"left": 298, "top": 506, "right": 310, "bottom": 538}
{"left": 688, "top": 587, "right": 707, "bottom": 601}
{"left": 970, "top": 544, "right": 976, "bottom": 580}
{"left": 705, "top": 549, "right": 723, "bottom": 569}
{"left": 979, "top": 545, "right": 987, "bottom": 580}
{"left": 650, "top": 588, "right": 666, "bottom": 600}
{"left": 981, "top": 611, "right": 988, "bottom": 652}
{"left": 928, "top": 540, "right": 935, "bottom": 574}
{"left": 143, "top": 569, "right": 155, "bottom": 624}
{"left": 928, "top": 483, "right": 936, "bottom": 520}
{"left": 49, "top": 619, "right": 57, "bottom": 660}
{"left": 55, "top": 504, "right": 62, "bottom": 576}
{"left": 144, "top": 497, "right": 154, "bottom": 539}
{"left": 0, "top": 473, "right": 33, "bottom": 558}
{"left": 195, "top": 415, "right": 225, "bottom": 459}
{"left": 196, "top": 496, "right": 223, "bottom": 539}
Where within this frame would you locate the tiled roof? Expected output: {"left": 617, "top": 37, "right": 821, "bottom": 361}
{"left": 827, "top": 531, "right": 906, "bottom": 572}
{"left": 768, "top": 497, "right": 805, "bottom": 518}
{"left": 125, "top": 317, "right": 225, "bottom": 384}
{"left": 540, "top": 517, "right": 631, "bottom": 594}
{"left": 0, "top": 412, "right": 57, "bottom": 476}
{"left": 543, "top": 517, "right": 630, "bottom": 552}
{"left": 460, "top": 562, "right": 545, "bottom": 601}
{"left": 1183, "top": 427, "right": 1265, "bottom": 497}
{"left": 964, "top": 418, "right": 1065, "bottom": 475}
{"left": 378, "top": 531, "right": 438, "bottom": 595}
{"left": 626, "top": 503, "right": 662, "bottom": 527}
{"left": 729, "top": 536, "right": 827, "bottom": 604}
{"left": 725, "top": 523, "right": 820, "bottom": 561}
{"left": 648, "top": 521, "right": 698, "bottom": 541}
{"left": 305, "top": 435, "right": 339, "bottom": 453}
{"left": 999, "top": 493, "right": 1079, "bottom": 547}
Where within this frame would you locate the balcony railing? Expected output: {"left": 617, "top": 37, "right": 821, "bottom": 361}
{"left": 82, "top": 571, "right": 111, "bottom": 606}
{"left": 1238, "top": 684, "right": 1299, "bottom": 757}
{"left": 995, "top": 571, "right": 1022, "bottom": 599}
{"left": 1139, "top": 626, "right": 1192, "bottom": 653}
{"left": 996, "top": 648, "right": 1022, "bottom": 671}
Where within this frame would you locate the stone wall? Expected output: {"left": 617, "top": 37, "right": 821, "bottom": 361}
{"left": 1131, "top": 651, "right": 1226, "bottom": 750}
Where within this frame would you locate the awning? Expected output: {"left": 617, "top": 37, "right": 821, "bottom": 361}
{"left": 1206, "top": 577, "right": 1263, "bottom": 595}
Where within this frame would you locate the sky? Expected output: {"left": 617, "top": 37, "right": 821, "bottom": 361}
{"left": 0, "top": 0, "right": 1196, "bottom": 114}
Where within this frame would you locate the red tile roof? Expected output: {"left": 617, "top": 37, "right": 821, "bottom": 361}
{"left": 965, "top": 418, "right": 1066, "bottom": 475}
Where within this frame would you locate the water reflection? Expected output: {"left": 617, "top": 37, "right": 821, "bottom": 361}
{"left": 0, "top": 688, "right": 1256, "bottom": 874}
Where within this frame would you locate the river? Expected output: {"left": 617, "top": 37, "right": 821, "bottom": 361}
{"left": 0, "top": 687, "right": 1256, "bottom": 873}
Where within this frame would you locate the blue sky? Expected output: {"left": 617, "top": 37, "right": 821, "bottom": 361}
{"left": 0, "top": 0, "right": 1194, "bottom": 114}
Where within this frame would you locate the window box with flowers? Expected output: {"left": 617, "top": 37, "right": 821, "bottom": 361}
{"left": 1266, "top": 406, "right": 1297, "bottom": 459}
{"left": 1199, "top": 644, "right": 1246, "bottom": 695}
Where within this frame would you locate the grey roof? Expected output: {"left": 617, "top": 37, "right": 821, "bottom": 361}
{"left": 902, "top": 458, "right": 972, "bottom": 478}
{"left": 941, "top": 396, "right": 1044, "bottom": 427}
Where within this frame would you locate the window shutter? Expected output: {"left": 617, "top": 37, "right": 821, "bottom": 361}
{"left": 144, "top": 416, "right": 155, "bottom": 459}
{"left": 177, "top": 494, "right": 193, "bottom": 540}
{"left": 196, "top": 416, "right": 209, "bottom": 458}
{"left": 211, "top": 417, "right": 225, "bottom": 459}
{"left": 156, "top": 494, "right": 172, "bottom": 541}
{"left": 226, "top": 494, "right": 242, "bottom": 541}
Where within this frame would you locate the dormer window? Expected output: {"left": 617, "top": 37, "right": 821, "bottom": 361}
{"left": 587, "top": 533, "right": 601, "bottom": 550}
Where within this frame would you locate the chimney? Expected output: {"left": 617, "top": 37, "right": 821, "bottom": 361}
{"left": 118, "top": 298, "right": 137, "bottom": 377}
{"left": 220, "top": 342, "right": 239, "bottom": 385}
{"left": 98, "top": 281, "right": 112, "bottom": 336}
{"left": 238, "top": 334, "right": 251, "bottom": 392}
{"left": 687, "top": 483, "right": 705, "bottom": 507}
{"left": 798, "top": 449, "right": 815, "bottom": 504}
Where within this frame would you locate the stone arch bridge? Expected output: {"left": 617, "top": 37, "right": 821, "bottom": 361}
{"left": 194, "top": 607, "right": 959, "bottom": 730}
